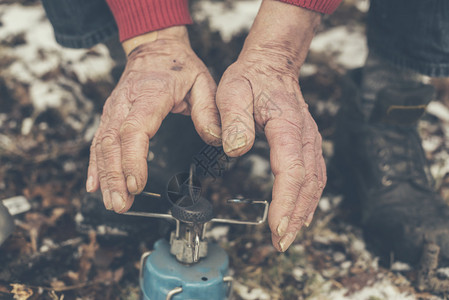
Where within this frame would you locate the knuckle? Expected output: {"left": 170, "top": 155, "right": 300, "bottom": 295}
{"left": 101, "top": 131, "right": 119, "bottom": 148}
{"left": 120, "top": 118, "right": 143, "bottom": 136}
{"left": 105, "top": 170, "right": 124, "bottom": 184}
{"left": 304, "top": 172, "right": 319, "bottom": 184}
{"left": 322, "top": 171, "right": 328, "bottom": 186}
{"left": 253, "top": 92, "right": 284, "bottom": 125}
{"left": 130, "top": 76, "right": 172, "bottom": 99}
{"left": 95, "top": 139, "right": 103, "bottom": 153}
{"left": 289, "top": 213, "right": 307, "bottom": 228}
{"left": 98, "top": 171, "right": 108, "bottom": 182}
{"left": 286, "top": 160, "right": 306, "bottom": 180}
{"left": 89, "top": 140, "right": 97, "bottom": 156}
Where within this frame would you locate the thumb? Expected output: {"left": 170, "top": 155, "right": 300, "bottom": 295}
{"left": 216, "top": 69, "right": 255, "bottom": 157}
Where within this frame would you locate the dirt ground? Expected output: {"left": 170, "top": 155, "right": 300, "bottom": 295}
{"left": 1, "top": 1, "right": 449, "bottom": 299}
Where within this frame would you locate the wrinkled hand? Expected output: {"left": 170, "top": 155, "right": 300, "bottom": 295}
{"left": 86, "top": 27, "right": 221, "bottom": 212}
{"left": 216, "top": 0, "right": 326, "bottom": 252}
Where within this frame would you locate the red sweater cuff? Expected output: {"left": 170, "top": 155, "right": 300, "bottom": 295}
{"left": 276, "top": 0, "right": 342, "bottom": 14}
{"left": 105, "top": 0, "right": 193, "bottom": 42}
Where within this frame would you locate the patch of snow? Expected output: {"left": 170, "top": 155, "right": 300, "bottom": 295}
{"left": 96, "top": 225, "right": 127, "bottom": 236}
{"left": 246, "top": 155, "right": 271, "bottom": 178}
{"left": 437, "top": 267, "right": 449, "bottom": 279}
{"left": 1, "top": 3, "right": 113, "bottom": 85}
{"left": 206, "top": 225, "right": 229, "bottom": 241}
{"left": 62, "top": 45, "right": 114, "bottom": 83}
{"left": 391, "top": 261, "right": 412, "bottom": 272}
{"left": 193, "top": 0, "right": 262, "bottom": 42}
{"left": 422, "top": 135, "right": 443, "bottom": 153}
{"left": 29, "top": 81, "right": 64, "bottom": 111}
{"left": 234, "top": 281, "right": 270, "bottom": 300}
{"left": 0, "top": 4, "right": 44, "bottom": 40}
{"left": 291, "top": 244, "right": 305, "bottom": 253}
{"left": 341, "top": 261, "right": 352, "bottom": 269}
{"left": 74, "top": 212, "right": 84, "bottom": 224}
{"left": 83, "top": 115, "right": 101, "bottom": 142}
{"left": 300, "top": 63, "right": 318, "bottom": 77}
{"left": 21, "top": 118, "right": 33, "bottom": 135}
{"left": 63, "top": 161, "right": 77, "bottom": 172}
{"left": 355, "top": 0, "right": 370, "bottom": 12}
{"left": 310, "top": 25, "right": 368, "bottom": 69}
{"left": 292, "top": 267, "right": 305, "bottom": 281}
{"left": 2, "top": 195, "right": 31, "bottom": 215}
{"left": 351, "top": 239, "right": 366, "bottom": 253}
{"left": 427, "top": 101, "right": 449, "bottom": 122}
{"left": 331, "top": 195, "right": 343, "bottom": 207}
{"left": 318, "top": 196, "right": 331, "bottom": 212}
{"left": 333, "top": 252, "right": 346, "bottom": 263}
{"left": 7, "top": 61, "right": 35, "bottom": 83}
{"left": 430, "top": 152, "right": 449, "bottom": 180}
{"left": 323, "top": 278, "right": 416, "bottom": 300}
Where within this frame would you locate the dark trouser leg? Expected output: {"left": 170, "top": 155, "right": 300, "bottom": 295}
{"left": 334, "top": 0, "right": 449, "bottom": 266}
{"left": 361, "top": 0, "right": 449, "bottom": 118}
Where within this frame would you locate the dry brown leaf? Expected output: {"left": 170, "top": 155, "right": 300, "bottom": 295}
{"left": 48, "top": 290, "right": 64, "bottom": 300}
{"left": 0, "top": 283, "right": 10, "bottom": 293}
{"left": 10, "top": 284, "right": 33, "bottom": 300}
{"left": 66, "top": 271, "right": 79, "bottom": 282}
{"left": 50, "top": 280, "right": 66, "bottom": 290}
{"left": 113, "top": 268, "right": 124, "bottom": 283}
{"left": 78, "top": 231, "right": 98, "bottom": 282}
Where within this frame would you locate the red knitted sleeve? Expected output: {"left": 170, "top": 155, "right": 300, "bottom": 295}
{"left": 276, "top": 0, "right": 342, "bottom": 14}
{"left": 105, "top": 0, "right": 193, "bottom": 42}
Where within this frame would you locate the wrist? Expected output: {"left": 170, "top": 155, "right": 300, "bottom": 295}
{"left": 240, "top": 0, "right": 321, "bottom": 75}
{"left": 122, "top": 26, "right": 190, "bottom": 56}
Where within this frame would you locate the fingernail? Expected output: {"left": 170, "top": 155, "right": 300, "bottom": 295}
{"left": 224, "top": 133, "right": 247, "bottom": 153}
{"left": 277, "top": 216, "right": 289, "bottom": 237}
{"left": 127, "top": 175, "right": 138, "bottom": 194}
{"left": 305, "top": 212, "right": 314, "bottom": 227}
{"left": 86, "top": 176, "right": 94, "bottom": 192}
{"left": 206, "top": 126, "right": 222, "bottom": 140}
{"left": 279, "top": 231, "right": 298, "bottom": 252}
{"left": 103, "top": 190, "right": 113, "bottom": 210}
{"left": 112, "top": 192, "right": 126, "bottom": 212}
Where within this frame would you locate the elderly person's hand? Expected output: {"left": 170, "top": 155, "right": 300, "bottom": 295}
{"left": 86, "top": 26, "right": 221, "bottom": 212}
{"left": 216, "top": 0, "right": 326, "bottom": 252}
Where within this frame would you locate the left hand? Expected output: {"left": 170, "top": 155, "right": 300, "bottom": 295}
{"left": 216, "top": 0, "right": 326, "bottom": 252}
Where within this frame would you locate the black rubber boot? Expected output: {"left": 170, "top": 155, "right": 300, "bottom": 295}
{"left": 333, "top": 75, "right": 449, "bottom": 264}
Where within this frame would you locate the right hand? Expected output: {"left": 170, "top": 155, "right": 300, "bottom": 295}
{"left": 86, "top": 26, "right": 221, "bottom": 212}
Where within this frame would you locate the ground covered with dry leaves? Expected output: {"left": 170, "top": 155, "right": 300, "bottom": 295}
{"left": 2, "top": 1, "right": 449, "bottom": 299}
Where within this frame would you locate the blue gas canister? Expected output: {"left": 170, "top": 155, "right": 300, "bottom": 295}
{"left": 140, "top": 239, "right": 231, "bottom": 300}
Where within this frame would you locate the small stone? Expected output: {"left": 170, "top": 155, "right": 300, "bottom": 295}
{"left": 333, "top": 252, "right": 346, "bottom": 263}
{"left": 391, "top": 261, "right": 412, "bottom": 272}
{"left": 318, "top": 197, "right": 331, "bottom": 212}
{"left": 75, "top": 212, "right": 84, "bottom": 224}
{"left": 437, "top": 267, "right": 449, "bottom": 279}
{"left": 292, "top": 267, "right": 305, "bottom": 281}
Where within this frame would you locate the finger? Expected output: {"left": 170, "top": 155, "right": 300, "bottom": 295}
{"left": 86, "top": 134, "right": 100, "bottom": 193}
{"left": 290, "top": 115, "right": 320, "bottom": 212}
{"left": 99, "top": 95, "right": 133, "bottom": 212}
{"left": 216, "top": 69, "right": 255, "bottom": 157}
{"left": 189, "top": 71, "right": 222, "bottom": 146}
{"left": 120, "top": 91, "right": 173, "bottom": 195}
{"left": 265, "top": 116, "right": 305, "bottom": 252}
{"left": 95, "top": 125, "right": 112, "bottom": 210}
{"left": 279, "top": 115, "right": 321, "bottom": 252}
{"left": 305, "top": 133, "right": 327, "bottom": 226}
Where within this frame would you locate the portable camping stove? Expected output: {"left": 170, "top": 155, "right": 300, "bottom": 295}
{"left": 124, "top": 166, "right": 269, "bottom": 300}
